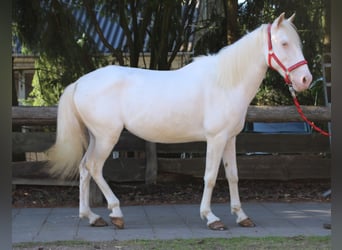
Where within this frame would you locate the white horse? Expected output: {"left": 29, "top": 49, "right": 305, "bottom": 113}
{"left": 48, "top": 13, "right": 312, "bottom": 230}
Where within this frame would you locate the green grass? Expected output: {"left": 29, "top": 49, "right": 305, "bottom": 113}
{"left": 13, "top": 236, "right": 331, "bottom": 250}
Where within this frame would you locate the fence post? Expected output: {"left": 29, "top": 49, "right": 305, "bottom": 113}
{"left": 145, "top": 141, "right": 158, "bottom": 184}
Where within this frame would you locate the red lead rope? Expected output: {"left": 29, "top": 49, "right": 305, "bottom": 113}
{"left": 288, "top": 86, "right": 331, "bottom": 137}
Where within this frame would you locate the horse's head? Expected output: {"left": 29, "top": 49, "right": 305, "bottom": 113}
{"left": 266, "top": 13, "right": 312, "bottom": 92}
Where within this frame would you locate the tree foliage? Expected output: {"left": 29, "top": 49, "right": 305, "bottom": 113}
{"left": 22, "top": 57, "right": 66, "bottom": 106}
{"left": 13, "top": 0, "right": 104, "bottom": 105}
{"left": 13, "top": 0, "right": 99, "bottom": 77}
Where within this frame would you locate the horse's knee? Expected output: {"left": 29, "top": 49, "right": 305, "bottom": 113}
{"left": 204, "top": 176, "right": 216, "bottom": 188}
{"left": 225, "top": 165, "right": 238, "bottom": 183}
{"left": 228, "top": 173, "right": 238, "bottom": 184}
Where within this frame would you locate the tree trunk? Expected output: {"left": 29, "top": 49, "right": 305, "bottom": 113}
{"left": 223, "top": 0, "right": 239, "bottom": 44}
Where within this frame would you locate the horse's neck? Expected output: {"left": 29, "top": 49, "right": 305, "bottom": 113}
{"left": 216, "top": 25, "right": 268, "bottom": 104}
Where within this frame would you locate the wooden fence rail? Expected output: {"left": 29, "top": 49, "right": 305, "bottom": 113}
{"left": 12, "top": 105, "right": 331, "bottom": 204}
{"left": 12, "top": 105, "right": 331, "bottom": 125}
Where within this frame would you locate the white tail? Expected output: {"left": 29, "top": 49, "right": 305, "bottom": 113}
{"left": 47, "top": 82, "right": 88, "bottom": 179}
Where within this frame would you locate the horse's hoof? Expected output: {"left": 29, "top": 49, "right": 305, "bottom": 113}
{"left": 91, "top": 217, "right": 108, "bottom": 227}
{"left": 110, "top": 217, "right": 125, "bottom": 229}
{"left": 208, "top": 220, "right": 227, "bottom": 231}
{"left": 238, "top": 218, "right": 255, "bottom": 227}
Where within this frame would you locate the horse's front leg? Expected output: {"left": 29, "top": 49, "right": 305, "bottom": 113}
{"left": 222, "top": 136, "right": 255, "bottom": 227}
{"left": 200, "top": 135, "right": 227, "bottom": 230}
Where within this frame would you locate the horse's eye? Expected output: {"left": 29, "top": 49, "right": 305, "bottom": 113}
{"left": 282, "top": 42, "right": 288, "bottom": 47}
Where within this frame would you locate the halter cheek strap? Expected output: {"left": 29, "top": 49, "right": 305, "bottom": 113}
{"left": 267, "top": 24, "right": 308, "bottom": 85}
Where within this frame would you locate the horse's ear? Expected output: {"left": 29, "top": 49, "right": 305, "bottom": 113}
{"left": 274, "top": 12, "right": 286, "bottom": 28}
{"left": 288, "top": 13, "right": 296, "bottom": 23}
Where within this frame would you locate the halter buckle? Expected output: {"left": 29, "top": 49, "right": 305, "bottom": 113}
{"left": 288, "top": 85, "right": 296, "bottom": 98}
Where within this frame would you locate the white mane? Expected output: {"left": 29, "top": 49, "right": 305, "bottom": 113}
{"left": 213, "top": 24, "right": 268, "bottom": 89}
{"left": 190, "top": 24, "right": 269, "bottom": 91}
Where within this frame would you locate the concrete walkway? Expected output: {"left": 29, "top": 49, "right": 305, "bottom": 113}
{"left": 12, "top": 202, "right": 331, "bottom": 243}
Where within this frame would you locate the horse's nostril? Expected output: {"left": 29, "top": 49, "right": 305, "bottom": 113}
{"left": 303, "top": 77, "right": 307, "bottom": 84}
{"left": 302, "top": 74, "right": 312, "bottom": 86}
{"left": 302, "top": 74, "right": 312, "bottom": 87}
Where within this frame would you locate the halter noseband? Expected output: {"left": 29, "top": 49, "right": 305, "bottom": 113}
{"left": 267, "top": 24, "right": 308, "bottom": 85}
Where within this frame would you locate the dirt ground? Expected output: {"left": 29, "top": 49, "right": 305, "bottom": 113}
{"left": 12, "top": 178, "right": 331, "bottom": 208}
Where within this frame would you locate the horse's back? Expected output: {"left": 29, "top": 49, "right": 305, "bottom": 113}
{"left": 75, "top": 65, "right": 192, "bottom": 92}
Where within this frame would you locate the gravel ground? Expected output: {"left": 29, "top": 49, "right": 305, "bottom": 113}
{"left": 12, "top": 178, "right": 331, "bottom": 208}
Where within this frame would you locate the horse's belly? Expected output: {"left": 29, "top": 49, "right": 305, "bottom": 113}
{"left": 127, "top": 126, "right": 205, "bottom": 143}
{"left": 124, "top": 114, "right": 205, "bottom": 143}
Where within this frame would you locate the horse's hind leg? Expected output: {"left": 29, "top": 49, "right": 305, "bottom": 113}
{"left": 79, "top": 159, "right": 108, "bottom": 226}
{"left": 222, "top": 137, "right": 255, "bottom": 227}
{"left": 85, "top": 132, "right": 124, "bottom": 229}
{"left": 79, "top": 134, "right": 108, "bottom": 226}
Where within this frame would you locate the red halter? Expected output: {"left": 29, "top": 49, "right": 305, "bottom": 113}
{"left": 267, "top": 24, "right": 308, "bottom": 85}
